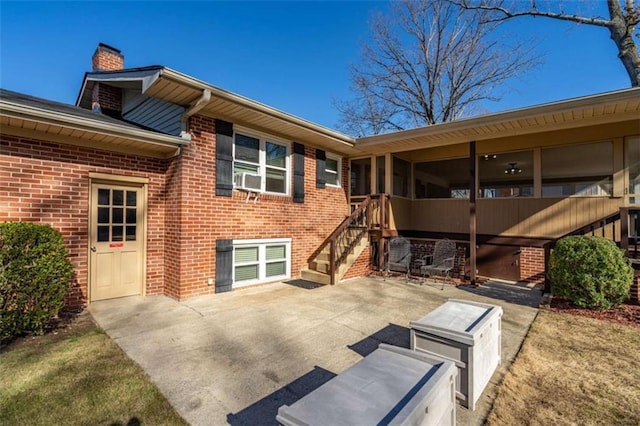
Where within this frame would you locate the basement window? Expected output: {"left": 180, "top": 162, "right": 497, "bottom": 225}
{"left": 233, "top": 238, "right": 291, "bottom": 287}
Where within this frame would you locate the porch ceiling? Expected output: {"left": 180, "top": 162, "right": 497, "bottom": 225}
{"left": 354, "top": 88, "right": 640, "bottom": 155}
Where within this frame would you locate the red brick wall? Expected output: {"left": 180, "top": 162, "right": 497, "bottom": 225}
{"left": 520, "top": 246, "right": 545, "bottom": 285}
{"left": 631, "top": 275, "right": 639, "bottom": 302}
{"left": 342, "top": 245, "right": 371, "bottom": 281}
{"left": 92, "top": 46, "right": 124, "bottom": 71}
{"left": 409, "top": 239, "right": 466, "bottom": 278}
{"left": 0, "top": 134, "right": 167, "bottom": 309}
{"left": 164, "top": 115, "right": 350, "bottom": 299}
{"left": 96, "top": 83, "right": 122, "bottom": 114}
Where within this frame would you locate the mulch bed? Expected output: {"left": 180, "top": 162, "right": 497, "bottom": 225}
{"left": 549, "top": 297, "right": 640, "bottom": 328}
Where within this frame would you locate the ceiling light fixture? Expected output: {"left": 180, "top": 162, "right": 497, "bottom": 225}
{"left": 482, "top": 154, "right": 497, "bottom": 160}
{"left": 505, "top": 162, "right": 522, "bottom": 174}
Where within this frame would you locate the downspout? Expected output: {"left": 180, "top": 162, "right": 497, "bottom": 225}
{"left": 180, "top": 88, "right": 211, "bottom": 140}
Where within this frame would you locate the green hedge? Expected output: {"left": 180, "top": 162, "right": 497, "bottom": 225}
{"left": 548, "top": 236, "right": 632, "bottom": 309}
{"left": 0, "top": 222, "right": 74, "bottom": 343}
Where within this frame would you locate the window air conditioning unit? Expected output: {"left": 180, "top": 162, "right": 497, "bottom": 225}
{"left": 235, "top": 172, "right": 262, "bottom": 192}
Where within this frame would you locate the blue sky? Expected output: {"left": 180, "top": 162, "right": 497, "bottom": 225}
{"left": 0, "top": 1, "right": 631, "bottom": 132}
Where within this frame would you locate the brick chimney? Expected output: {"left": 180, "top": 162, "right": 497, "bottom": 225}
{"left": 90, "top": 43, "right": 124, "bottom": 117}
{"left": 92, "top": 43, "right": 124, "bottom": 71}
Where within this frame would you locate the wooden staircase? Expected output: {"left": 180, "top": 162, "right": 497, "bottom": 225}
{"left": 301, "top": 195, "right": 390, "bottom": 285}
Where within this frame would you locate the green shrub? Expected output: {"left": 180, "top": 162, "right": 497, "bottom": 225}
{"left": 548, "top": 235, "right": 633, "bottom": 309}
{"left": 0, "top": 222, "right": 74, "bottom": 343}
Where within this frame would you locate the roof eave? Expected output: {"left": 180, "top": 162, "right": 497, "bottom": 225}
{"left": 1, "top": 99, "right": 188, "bottom": 152}
{"left": 157, "top": 68, "right": 356, "bottom": 149}
{"left": 356, "top": 87, "right": 640, "bottom": 148}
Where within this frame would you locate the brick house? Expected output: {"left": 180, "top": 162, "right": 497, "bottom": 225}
{"left": 1, "top": 43, "right": 639, "bottom": 307}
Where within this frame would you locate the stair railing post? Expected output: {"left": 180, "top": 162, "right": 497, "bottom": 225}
{"left": 329, "top": 239, "right": 336, "bottom": 285}
{"left": 621, "top": 207, "right": 629, "bottom": 256}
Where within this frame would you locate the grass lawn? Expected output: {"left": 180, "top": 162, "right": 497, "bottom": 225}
{"left": 487, "top": 309, "right": 640, "bottom": 425}
{"left": 0, "top": 313, "right": 187, "bottom": 426}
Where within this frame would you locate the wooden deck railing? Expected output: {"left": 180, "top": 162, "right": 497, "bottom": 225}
{"left": 543, "top": 207, "right": 640, "bottom": 293}
{"left": 308, "top": 194, "right": 391, "bottom": 284}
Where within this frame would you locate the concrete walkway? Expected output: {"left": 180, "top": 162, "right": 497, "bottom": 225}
{"left": 89, "top": 277, "right": 541, "bottom": 425}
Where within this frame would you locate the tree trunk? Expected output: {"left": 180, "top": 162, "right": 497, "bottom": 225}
{"left": 607, "top": 0, "right": 640, "bottom": 87}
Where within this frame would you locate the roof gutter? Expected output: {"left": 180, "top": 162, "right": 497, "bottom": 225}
{"left": 180, "top": 88, "right": 212, "bottom": 139}
{"left": 158, "top": 68, "right": 356, "bottom": 147}
{"left": 0, "top": 98, "right": 189, "bottom": 150}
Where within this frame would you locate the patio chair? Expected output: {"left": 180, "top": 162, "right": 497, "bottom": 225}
{"left": 386, "top": 236, "right": 411, "bottom": 279}
{"left": 419, "top": 239, "right": 456, "bottom": 289}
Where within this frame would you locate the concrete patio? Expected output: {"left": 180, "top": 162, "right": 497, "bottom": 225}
{"left": 89, "top": 276, "right": 541, "bottom": 425}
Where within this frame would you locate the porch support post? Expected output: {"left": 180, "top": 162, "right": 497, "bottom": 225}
{"left": 469, "top": 141, "right": 477, "bottom": 286}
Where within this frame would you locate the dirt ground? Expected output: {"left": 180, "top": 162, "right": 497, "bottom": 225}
{"left": 549, "top": 297, "right": 640, "bottom": 328}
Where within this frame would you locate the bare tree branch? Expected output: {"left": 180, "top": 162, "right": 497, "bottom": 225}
{"left": 335, "top": 0, "right": 539, "bottom": 136}
{"left": 453, "top": 0, "right": 640, "bottom": 86}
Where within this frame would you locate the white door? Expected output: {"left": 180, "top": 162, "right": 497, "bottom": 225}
{"left": 89, "top": 183, "right": 144, "bottom": 301}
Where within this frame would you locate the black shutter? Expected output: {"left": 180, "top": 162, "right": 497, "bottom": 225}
{"left": 316, "top": 149, "right": 326, "bottom": 189}
{"left": 215, "top": 239, "right": 233, "bottom": 293}
{"left": 293, "top": 142, "right": 305, "bottom": 203}
{"left": 215, "top": 119, "right": 234, "bottom": 197}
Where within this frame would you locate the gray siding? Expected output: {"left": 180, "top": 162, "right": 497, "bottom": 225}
{"left": 123, "top": 91, "right": 184, "bottom": 136}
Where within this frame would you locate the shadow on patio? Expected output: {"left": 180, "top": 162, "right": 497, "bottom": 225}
{"left": 458, "top": 280, "right": 542, "bottom": 308}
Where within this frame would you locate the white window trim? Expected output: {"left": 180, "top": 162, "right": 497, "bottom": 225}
{"left": 232, "top": 238, "right": 291, "bottom": 288}
{"left": 233, "top": 126, "right": 291, "bottom": 196}
{"left": 325, "top": 153, "right": 342, "bottom": 188}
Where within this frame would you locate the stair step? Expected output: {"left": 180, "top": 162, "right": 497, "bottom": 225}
{"left": 310, "top": 259, "right": 330, "bottom": 273}
{"left": 300, "top": 269, "right": 331, "bottom": 285}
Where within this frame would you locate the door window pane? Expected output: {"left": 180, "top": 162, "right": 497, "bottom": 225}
{"left": 98, "top": 189, "right": 110, "bottom": 206}
{"left": 111, "top": 226, "right": 123, "bottom": 242}
{"left": 112, "top": 190, "right": 124, "bottom": 206}
{"left": 112, "top": 208, "right": 123, "bottom": 224}
{"left": 126, "top": 191, "right": 137, "bottom": 206}
{"left": 126, "top": 226, "right": 136, "bottom": 241}
{"left": 98, "top": 207, "right": 110, "bottom": 224}
{"left": 126, "top": 208, "right": 136, "bottom": 224}
{"left": 97, "top": 226, "right": 109, "bottom": 242}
